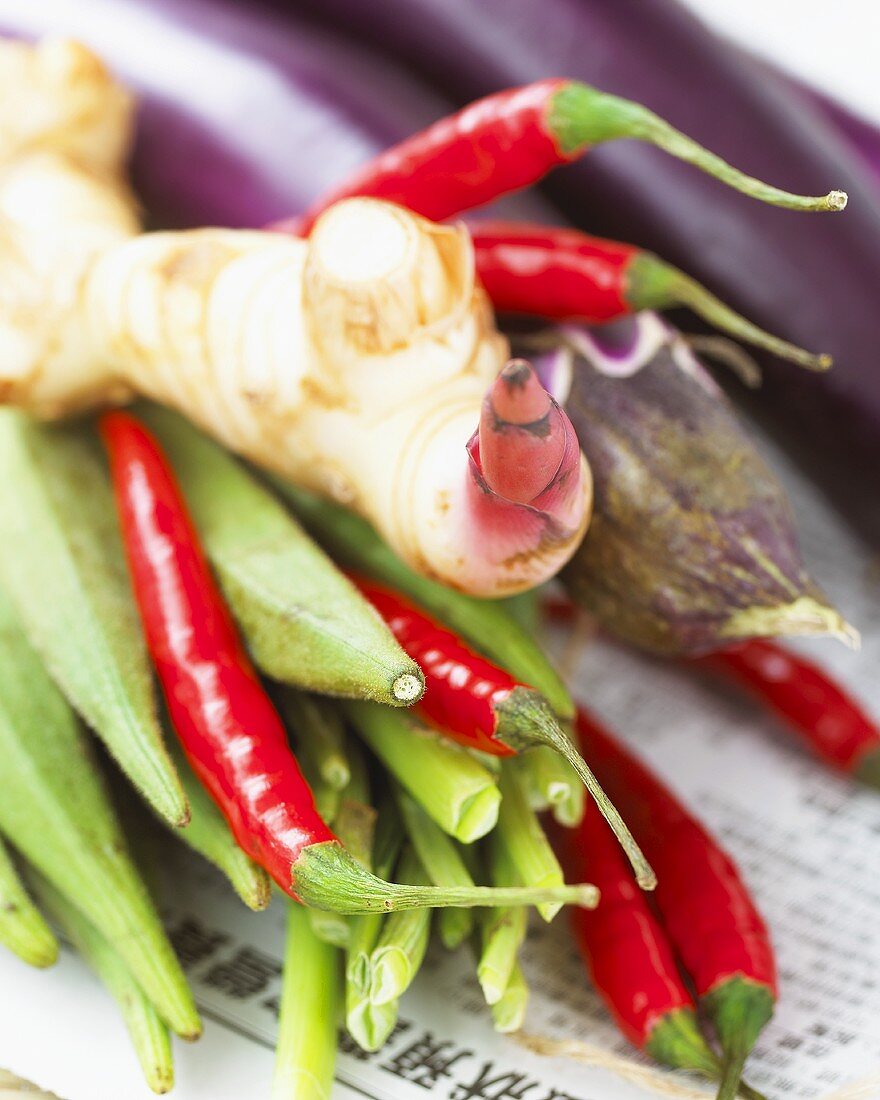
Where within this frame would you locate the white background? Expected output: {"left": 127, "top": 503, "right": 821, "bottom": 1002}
{"left": 684, "top": 0, "right": 878, "bottom": 119}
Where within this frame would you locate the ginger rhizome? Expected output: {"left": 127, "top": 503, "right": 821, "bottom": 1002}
{"left": 0, "top": 38, "right": 592, "bottom": 596}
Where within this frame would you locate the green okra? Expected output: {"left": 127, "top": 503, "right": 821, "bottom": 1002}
{"left": 31, "top": 872, "right": 175, "bottom": 1095}
{"left": 273, "top": 900, "right": 341, "bottom": 1100}
{"left": 396, "top": 789, "right": 474, "bottom": 950}
{"left": 0, "top": 412, "right": 186, "bottom": 826}
{"left": 344, "top": 702, "right": 500, "bottom": 843}
{"left": 496, "top": 763, "right": 568, "bottom": 923}
{"left": 166, "top": 739, "right": 271, "bottom": 912}
{"left": 280, "top": 691, "right": 350, "bottom": 791}
{"left": 368, "top": 847, "right": 432, "bottom": 1007}
{"left": 139, "top": 406, "right": 424, "bottom": 707}
{"left": 0, "top": 588, "right": 200, "bottom": 1039}
{"left": 0, "top": 835, "right": 58, "bottom": 969}
{"left": 273, "top": 482, "right": 573, "bottom": 719}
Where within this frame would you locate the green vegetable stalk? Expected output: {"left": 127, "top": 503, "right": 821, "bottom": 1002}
{"left": 273, "top": 900, "right": 341, "bottom": 1100}
{"left": 0, "top": 412, "right": 186, "bottom": 825}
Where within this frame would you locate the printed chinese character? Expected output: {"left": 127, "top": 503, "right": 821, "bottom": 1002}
{"left": 381, "top": 1031, "right": 473, "bottom": 1088}
{"left": 203, "top": 946, "right": 281, "bottom": 999}
{"left": 450, "top": 1062, "right": 540, "bottom": 1100}
{"left": 168, "top": 917, "right": 229, "bottom": 970}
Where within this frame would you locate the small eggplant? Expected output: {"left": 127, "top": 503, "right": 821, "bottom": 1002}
{"left": 527, "top": 317, "right": 849, "bottom": 656}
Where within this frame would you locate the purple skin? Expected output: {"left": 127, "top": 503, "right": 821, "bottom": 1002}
{"left": 292, "top": 0, "right": 880, "bottom": 547}
{"left": 525, "top": 318, "right": 843, "bottom": 656}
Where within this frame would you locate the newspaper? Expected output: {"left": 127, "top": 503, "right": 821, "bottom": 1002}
{"left": 0, "top": 431, "right": 879, "bottom": 1100}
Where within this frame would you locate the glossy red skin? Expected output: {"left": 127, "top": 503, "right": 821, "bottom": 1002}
{"left": 299, "top": 80, "right": 570, "bottom": 231}
{"left": 100, "top": 412, "right": 334, "bottom": 896}
{"left": 695, "top": 640, "right": 880, "bottom": 774}
{"left": 472, "top": 222, "right": 636, "bottom": 322}
{"left": 354, "top": 578, "right": 516, "bottom": 756}
{"left": 551, "top": 808, "right": 695, "bottom": 1047}
{"left": 575, "top": 709, "right": 778, "bottom": 1002}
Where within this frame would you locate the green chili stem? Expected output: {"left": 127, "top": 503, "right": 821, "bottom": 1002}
{"left": 628, "top": 255, "right": 831, "bottom": 371}
{"left": 550, "top": 82, "right": 847, "bottom": 213}
{"left": 273, "top": 901, "right": 341, "bottom": 1100}
{"left": 293, "top": 841, "right": 599, "bottom": 914}
{"left": 32, "top": 872, "right": 174, "bottom": 1094}
{"left": 499, "top": 695, "right": 655, "bottom": 891}
{"left": 0, "top": 836, "right": 57, "bottom": 969}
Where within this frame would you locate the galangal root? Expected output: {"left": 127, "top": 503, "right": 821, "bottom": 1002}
{"left": 0, "top": 37, "right": 591, "bottom": 597}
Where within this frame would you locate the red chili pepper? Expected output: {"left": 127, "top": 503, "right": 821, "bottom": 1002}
{"left": 693, "top": 640, "right": 880, "bottom": 789}
{"left": 353, "top": 575, "right": 655, "bottom": 891}
{"left": 100, "top": 410, "right": 334, "bottom": 896}
{"left": 471, "top": 222, "right": 829, "bottom": 371}
{"left": 99, "top": 411, "right": 605, "bottom": 918}
{"left": 297, "top": 80, "right": 844, "bottom": 234}
{"left": 574, "top": 708, "right": 777, "bottom": 1100}
{"left": 551, "top": 808, "right": 722, "bottom": 1080}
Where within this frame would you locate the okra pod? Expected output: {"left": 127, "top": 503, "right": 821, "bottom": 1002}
{"left": 0, "top": 836, "right": 57, "bottom": 969}
{"left": 275, "top": 482, "right": 573, "bottom": 718}
{"left": 139, "top": 407, "right": 424, "bottom": 706}
{"left": 0, "top": 412, "right": 186, "bottom": 826}
{"left": 0, "top": 588, "right": 199, "bottom": 1038}
{"left": 32, "top": 872, "right": 175, "bottom": 1095}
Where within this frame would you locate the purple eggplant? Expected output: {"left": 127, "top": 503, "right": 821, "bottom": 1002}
{"left": 526, "top": 319, "right": 847, "bottom": 655}
{"left": 293, "top": 0, "right": 880, "bottom": 546}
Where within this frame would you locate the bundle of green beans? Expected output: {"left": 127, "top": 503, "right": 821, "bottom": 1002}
{"left": 0, "top": 410, "right": 589, "bottom": 1097}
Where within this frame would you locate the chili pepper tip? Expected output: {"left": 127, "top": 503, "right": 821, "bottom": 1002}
{"left": 391, "top": 672, "right": 425, "bottom": 704}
